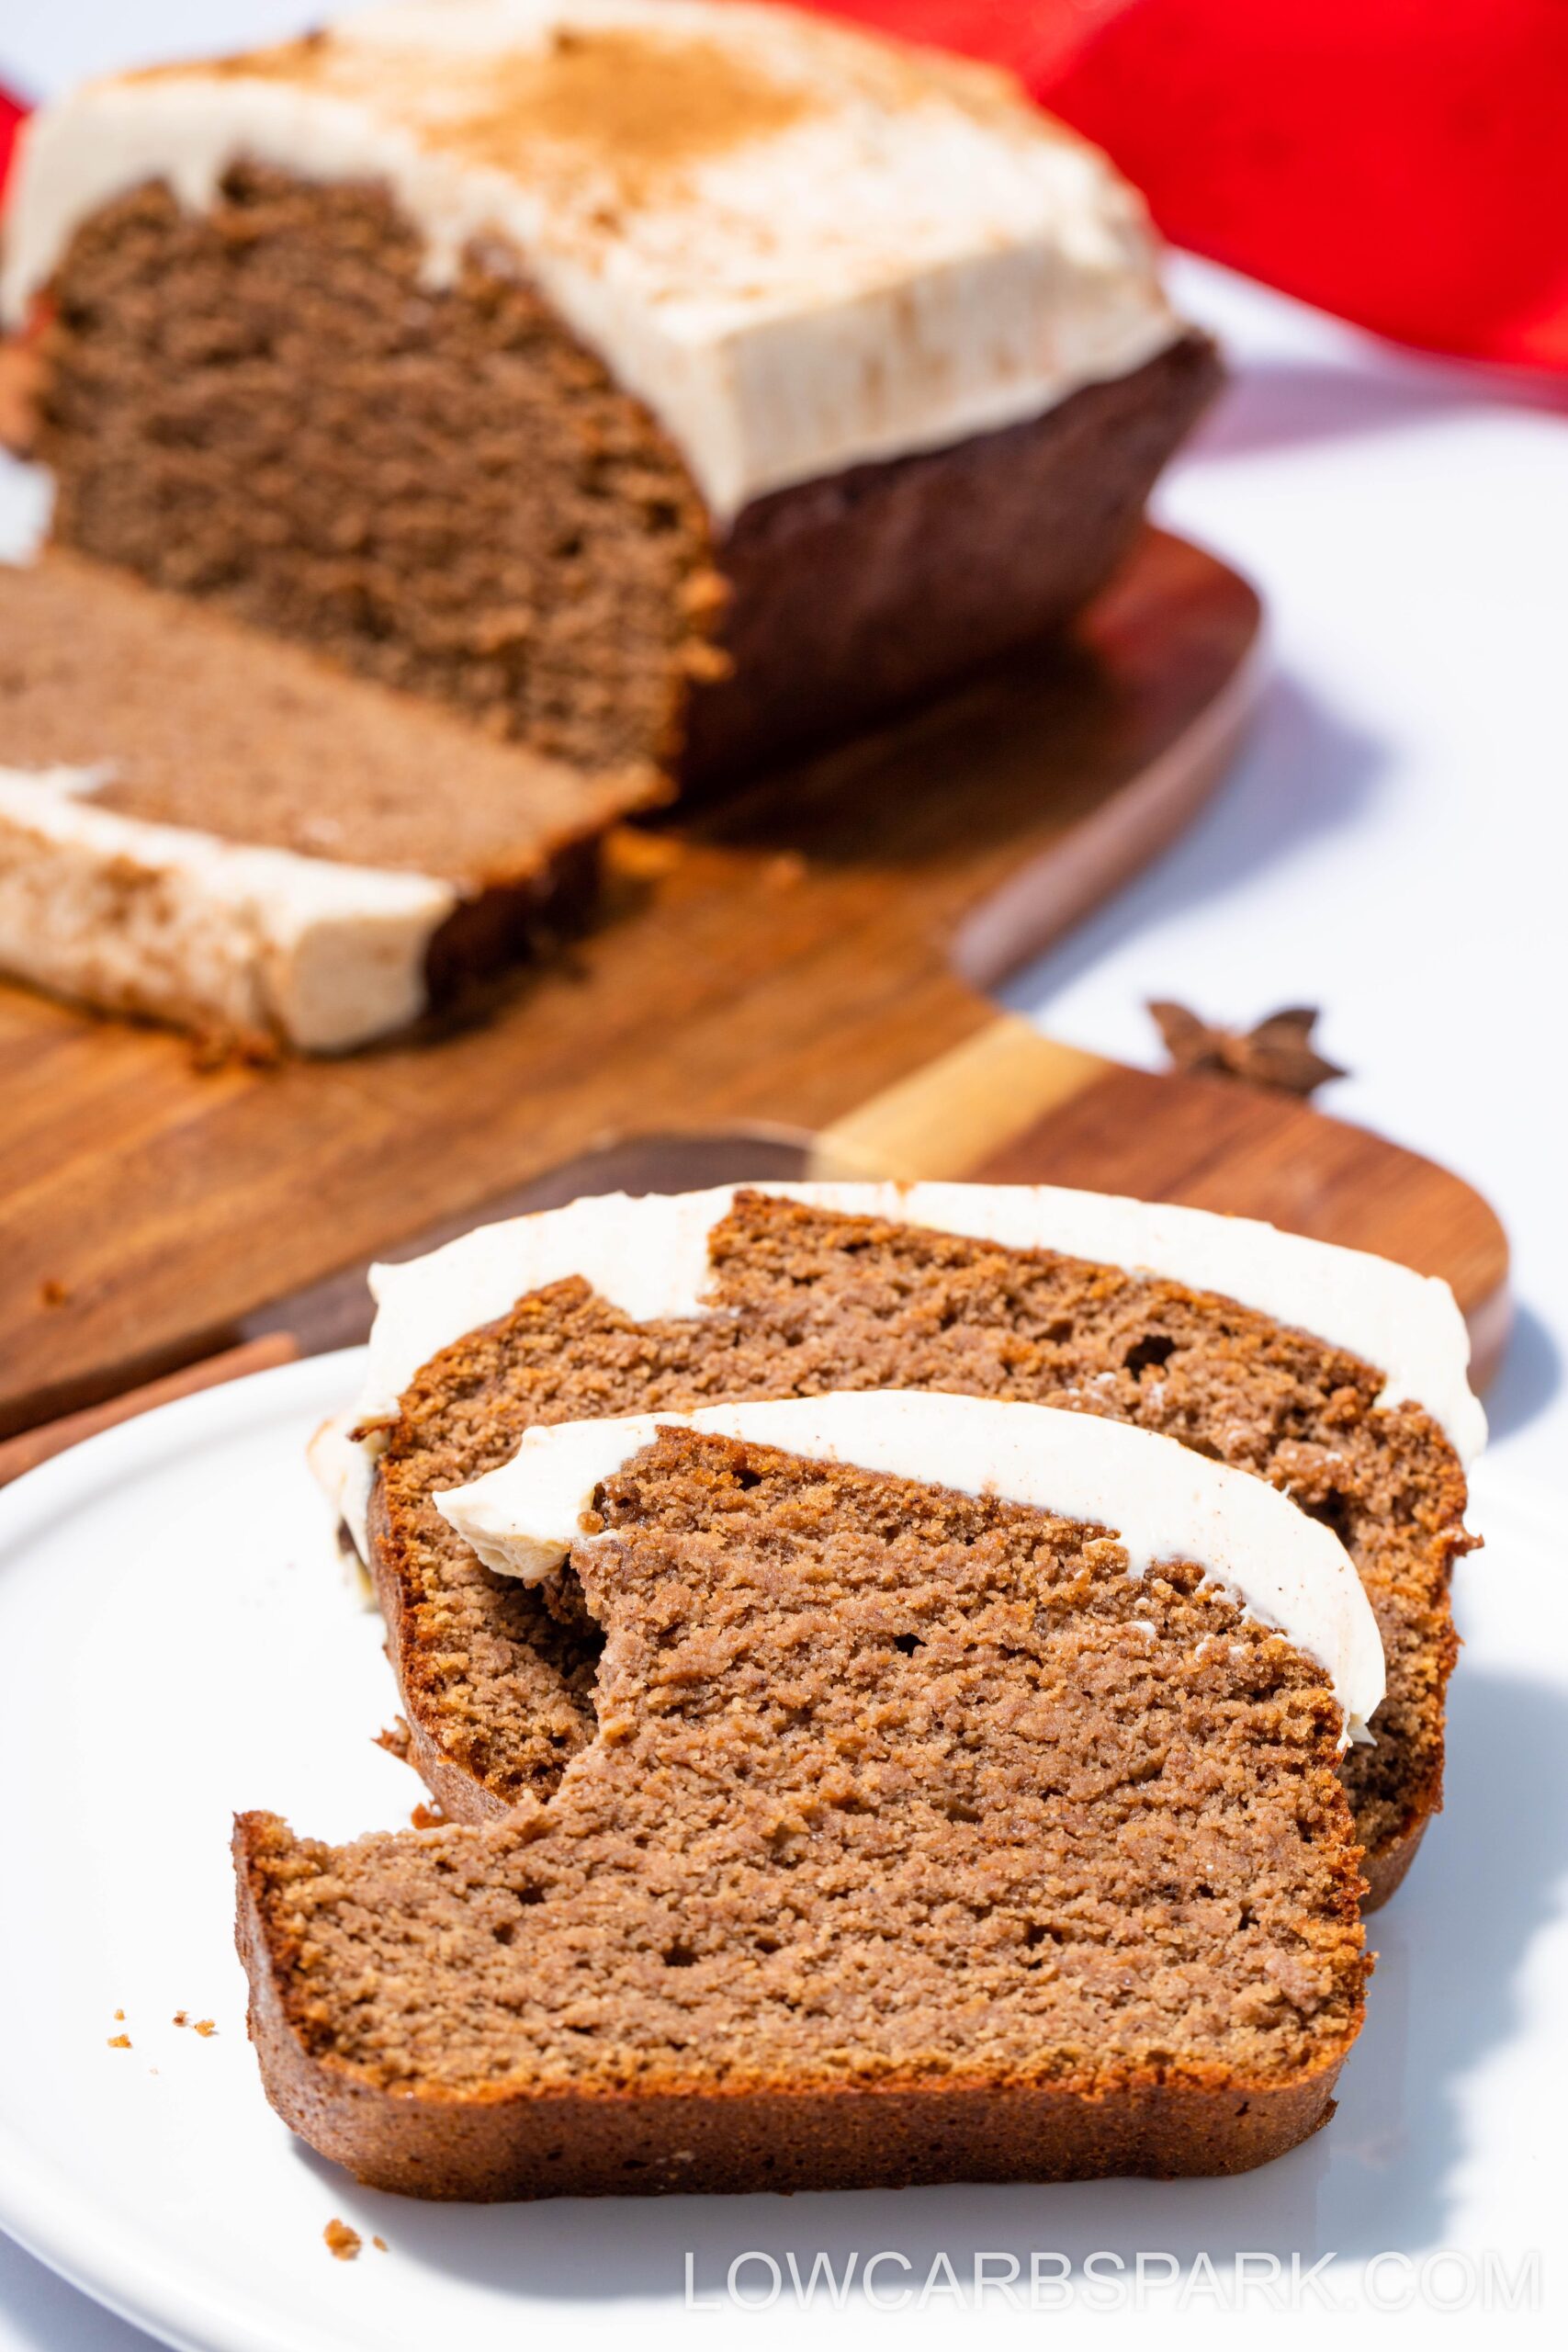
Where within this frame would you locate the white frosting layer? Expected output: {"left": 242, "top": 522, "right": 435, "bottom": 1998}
{"left": 436, "top": 1390, "right": 1387, "bottom": 1741}
{"left": 0, "top": 0, "right": 1179, "bottom": 521}
{"left": 349, "top": 1180, "right": 1485, "bottom": 1463}
{"left": 0, "top": 765, "right": 455, "bottom": 1051}
{"left": 306, "top": 1412, "right": 378, "bottom": 1583}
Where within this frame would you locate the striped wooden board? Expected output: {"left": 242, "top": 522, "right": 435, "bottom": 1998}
{"left": 0, "top": 529, "right": 1506, "bottom": 1442}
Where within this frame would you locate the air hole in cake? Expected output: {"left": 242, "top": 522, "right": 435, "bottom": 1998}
{"left": 662, "top": 1944, "right": 697, "bottom": 1970}
{"left": 892, "top": 1632, "right": 922, "bottom": 1655}
{"left": 1124, "top": 1333, "right": 1178, "bottom": 1376}
{"left": 1303, "top": 1490, "right": 1356, "bottom": 1546}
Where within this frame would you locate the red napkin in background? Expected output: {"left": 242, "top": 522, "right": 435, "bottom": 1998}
{"left": 793, "top": 0, "right": 1568, "bottom": 375}
{"left": 0, "top": 85, "right": 22, "bottom": 197}
{"left": 4, "top": 4, "right": 1567, "bottom": 371}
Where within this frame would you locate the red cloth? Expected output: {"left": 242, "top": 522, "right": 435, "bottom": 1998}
{"left": 5, "top": 5, "right": 1567, "bottom": 370}
{"left": 0, "top": 85, "right": 23, "bottom": 196}
{"left": 792, "top": 1, "right": 1568, "bottom": 374}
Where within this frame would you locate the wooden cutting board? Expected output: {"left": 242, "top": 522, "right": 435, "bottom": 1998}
{"left": 0, "top": 529, "right": 1508, "bottom": 1439}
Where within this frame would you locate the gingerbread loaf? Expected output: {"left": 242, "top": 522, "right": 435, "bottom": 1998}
{"left": 241, "top": 1393, "right": 1375, "bottom": 2198}
{"left": 3, "top": 0, "right": 1219, "bottom": 786}
{"left": 318, "top": 1182, "right": 1482, "bottom": 1908}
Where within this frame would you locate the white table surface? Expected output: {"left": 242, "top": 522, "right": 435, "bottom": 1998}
{"left": 1, "top": 10, "right": 1564, "bottom": 2346}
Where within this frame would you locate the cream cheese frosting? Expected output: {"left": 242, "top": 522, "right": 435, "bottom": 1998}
{"left": 0, "top": 0, "right": 1180, "bottom": 521}
{"left": 345, "top": 1179, "right": 1486, "bottom": 1464}
{"left": 0, "top": 764, "right": 455, "bottom": 1051}
{"left": 435, "top": 1390, "right": 1387, "bottom": 1743}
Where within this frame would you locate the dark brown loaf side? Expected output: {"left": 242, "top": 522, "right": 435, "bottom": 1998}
{"left": 365, "top": 1193, "right": 1472, "bottom": 1908}
{"left": 238, "top": 1426, "right": 1368, "bottom": 2199}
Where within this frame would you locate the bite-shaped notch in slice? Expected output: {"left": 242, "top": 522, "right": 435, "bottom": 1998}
{"left": 238, "top": 1396, "right": 1373, "bottom": 2201}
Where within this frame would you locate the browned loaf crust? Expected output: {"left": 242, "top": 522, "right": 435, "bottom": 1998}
{"left": 365, "top": 1194, "right": 1472, "bottom": 1908}
{"left": 238, "top": 1426, "right": 1369, "bottom": 2199}
{"left": 27, "top": 167, "right": 1217, "bottom": 786}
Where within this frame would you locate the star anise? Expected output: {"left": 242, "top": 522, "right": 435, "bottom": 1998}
{"left": 1148, "top": 1002, "right": 1347, "bottom": 1098}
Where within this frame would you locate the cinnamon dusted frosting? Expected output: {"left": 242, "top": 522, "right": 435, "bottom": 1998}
{"left": 1, "top": 0, "right": 1181, "bottom": 521}
{"left": 435, "top": 1391, "right": 1387, "bottom": 1743}
{"left": 0, "top": 765, "right": 454, "bottom": 1051}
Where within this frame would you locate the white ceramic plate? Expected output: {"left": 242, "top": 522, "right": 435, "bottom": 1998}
{"left": 0, "top": 1352, "right": 1562, "bottom": 2352}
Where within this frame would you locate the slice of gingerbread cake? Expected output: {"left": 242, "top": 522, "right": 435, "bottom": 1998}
{"left": 0, "top": 552, "right": 653, "bottom": 1050}
{"left": 241, "top": 1393, "right": 1375, "bottom": 2198}
{"left": 315, "top": 1182, "right": 1482, "bottom": 1908}
{"left": 2, "top": 0, "right": 1218, "bottom": 785}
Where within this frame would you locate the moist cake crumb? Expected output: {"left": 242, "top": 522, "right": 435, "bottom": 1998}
{"left": 35, "top": 173, "right": 717, "bottom": 777}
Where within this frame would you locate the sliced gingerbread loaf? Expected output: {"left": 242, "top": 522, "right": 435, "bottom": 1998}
{"left": 324, "top": 1182, "right": 1481, "bottom": 1909}
{"left": 241, "top": 1395, "right": 1373, "bottom": 2198}
{"left": 3, "top": 2, "right": 1217, "bottom": 785}
{"left": 0, "top": 552, "right": 653, "bottom": 1050}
